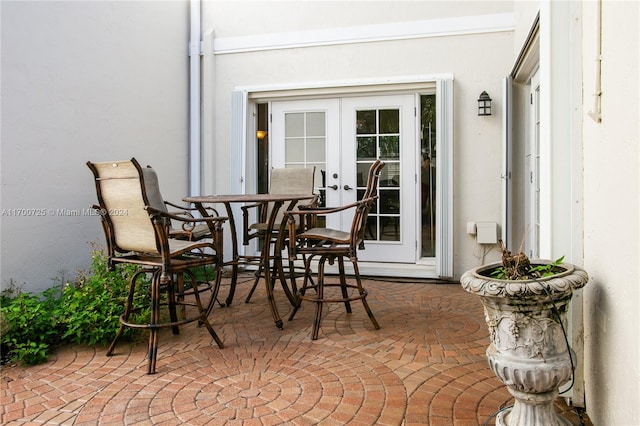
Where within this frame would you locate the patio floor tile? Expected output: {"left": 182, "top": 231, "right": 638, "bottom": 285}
{"left": 1, "top": 273, "right": 592, "bottom": 425}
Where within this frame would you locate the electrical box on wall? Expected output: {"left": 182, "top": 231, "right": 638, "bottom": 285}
{"left": 476, "top": 222, "right": 498, "bottom": 244}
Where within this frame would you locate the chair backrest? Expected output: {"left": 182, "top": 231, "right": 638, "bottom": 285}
{"left": 266, "top": 167, "right": 316, "bottom": 224}
{"left": 362, "top": 159, "right": 385, "bottom": 200}
{"left": 355, "top": 160, "right": 385, "bottom": 248}
{"left": 141, "top": 167, "right": 169, "bottom": 215}
{"left": 87, "top": 158, "right": 159, "bottom": 254}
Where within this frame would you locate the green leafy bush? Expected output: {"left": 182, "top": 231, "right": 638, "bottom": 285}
{"left": 0, "top": 286, "right": 63, "bottom": 366}
{"left": 1, "top": 245, "right": 150, "bottom": 366}
{"left": 56, "top": 249, "right": 151, "bottom": 346}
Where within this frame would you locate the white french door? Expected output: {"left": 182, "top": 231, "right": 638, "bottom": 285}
{"left": 271, "top": 94, "right": 417, "bottom": 263}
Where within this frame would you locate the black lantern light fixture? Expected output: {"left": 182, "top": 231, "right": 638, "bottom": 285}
{"left": 477, "top": 91, "right": 492, "bottom": 116}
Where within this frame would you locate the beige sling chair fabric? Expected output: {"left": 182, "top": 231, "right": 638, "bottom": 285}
{"left": 87, "top": 158, "right": 227, "bottom": 374}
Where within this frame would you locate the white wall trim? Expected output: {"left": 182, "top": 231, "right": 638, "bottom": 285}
{"left": 213, "top": 13, "right": 514, "bottom": 54}
{"left": 435, "top": 78, "right": 454, "bottom": 277}
{"left": 237, "top": 74, "right": 454, "bottom": 100}
{"left": 230, "top": 90, "right": 248, "bottom": 195}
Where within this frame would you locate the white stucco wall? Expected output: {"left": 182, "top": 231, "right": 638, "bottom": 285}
{"left": 581, "top": 1, "right": 640, "bottom": 424}
{"left": 208, "top": 0, "right": 512, "bottom": 38}
{"left": 2, "top": 1, "right": 638, "bottom": 423}
{"left": 1, "top": 1, "right": 191, "bottom": 293}
{"left": 202, "top": 1, "right": 515, "bottom": 279}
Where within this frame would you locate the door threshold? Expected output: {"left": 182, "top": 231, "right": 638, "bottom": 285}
{"left": 233, "top": 260, "right": 442, "bottom": 280}
{"left": 323, "top": 261, "right": 440, "bottom": 280}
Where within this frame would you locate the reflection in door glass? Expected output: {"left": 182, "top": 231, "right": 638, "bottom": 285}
{"left": 356, "top": 109, "right": 401, "bottom": 242}
{"left": 356, "top": 137, "right": 376, "bottom": 160}
{"left": 380, "top": 136, "right": 399, "bottom": 160}
{"left": 420, "top": 95, "right": 436, "bottom": 258}
{"left": 379, "top": 109, "right": 399, "bottom": 133}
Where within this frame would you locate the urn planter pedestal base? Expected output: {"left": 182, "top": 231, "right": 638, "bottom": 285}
{"left": 461, "top": 261, "right": 589, "bottom": 426}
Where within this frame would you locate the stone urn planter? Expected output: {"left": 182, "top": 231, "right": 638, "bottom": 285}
{"left": 461, "top": 259, "right": 589, "bottom": 426}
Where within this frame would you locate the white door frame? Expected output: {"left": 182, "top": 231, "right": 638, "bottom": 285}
{"left": 525, "top": 69, "right": 541, "bottom": 258}
{"left": 230, "top": 75, "right": 453, "bottom": 278}
{"left": 271, "top": 94, "right": 416, "bottom": 263}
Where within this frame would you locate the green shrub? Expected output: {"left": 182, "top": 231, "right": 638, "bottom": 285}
{"left": 1, "top": 245, "right": 150, "bottom": 366}
{"left": 56, "top": 249, "right": 151, "bottom": 346}
{"left": 0, "top": 286, "right": 63, "bottom": 366}
{"left": 0, "top": 244, "right": 217, "bottom": 367}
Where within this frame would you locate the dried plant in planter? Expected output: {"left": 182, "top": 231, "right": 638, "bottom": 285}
{"left": 499, "top": 240, "right": 531, "bottom": 279}
{"left": 491, "top": 239, "right": 565, "bottom": 280}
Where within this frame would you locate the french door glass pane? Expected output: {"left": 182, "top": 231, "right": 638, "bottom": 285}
{"left": 284, "top": 111, "right": 326, "bottom": 209}
{"left": 420, "top": 94, "right": 436, "bottom": 257}
{"left": 357, "top": 137, "right": 377, "bottom": 160}
{"left": 306, "top": 112, "right": 325, "bottom": 136}
{"left": 380, "top": 136, "right": 399, "bottom": 160}
{"left": 285, "top": 113, "right": 304, "bottom": 137}
{"left": 356, "top": 110, "right": 376, "bottom": 134}
{"left": 307, "top": 138, "right": 326, "bottom": 161}
{"left": 379, "top": 109, "right": 399, "bottom": 133}
{"left": 285, "top": 139, "right": 304, "bottom": 162}
{"left": 356, "top": 108, "right": 401, "bottom": 242}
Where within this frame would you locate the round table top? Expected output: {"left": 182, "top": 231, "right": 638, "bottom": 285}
{"left": 184, "top": 193, "right": 316, "bottom": 204}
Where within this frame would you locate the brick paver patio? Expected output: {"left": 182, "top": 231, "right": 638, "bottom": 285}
{"left": 1, "top": 273, "right": 590, "bottom": 425}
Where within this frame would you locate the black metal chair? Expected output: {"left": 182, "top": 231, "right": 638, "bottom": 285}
{"left": 285, "top": 160, "right": 385, "bottom": 340}
{"left": 240, "top": 167, "right": 317, "bottom": 304}
{"left": 87, "top": 158, "right": 227, "bottom": 374}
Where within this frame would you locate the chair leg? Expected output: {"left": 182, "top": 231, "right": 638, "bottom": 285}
{"left": 107, "top": 269, "right": 147, "bottom": 357}
{"left": 311, "top": 256, "right": 327, "bottom": 340}
{"left": 190, "top": 270, "right": 224, "bottom": 350}
{"left": 244, "top": 263, "right": 263, "bottom": 303}
{"left": 147, "top": 270, "right": 163, "bottom": 374}
{"left": 273, "top": 250, "right": 296, "bottom": 305}
{"left": 286, "top": 257, "right": 298, "bottom": 301}
{"left": 168, "top": 274, "right": 180, "bottom": 335}
{"left": 205, "top": 264, "right": 225, "bottom": 318}
{"left": 337, "top": 257, "right": 352, "bottom": 314}
{"left": 352, "top": 260, "right": 380, "bottom": 331}
{"left": 288, "top": 255, "right": 313, "bottom": 321}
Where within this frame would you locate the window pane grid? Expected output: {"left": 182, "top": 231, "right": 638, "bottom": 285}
{"left": 285, "top": 111, "right": 327, "bottom": 206}
{"left": 356, "top": 108, "right": 401, "bottom": 243}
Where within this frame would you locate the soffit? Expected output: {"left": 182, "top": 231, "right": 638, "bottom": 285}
{"left": 243, "top": 75, "right": 445, "bottom": 101}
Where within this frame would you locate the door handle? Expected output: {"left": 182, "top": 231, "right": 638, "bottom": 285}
{"left": 343, "top": 185, "right": 354, "bottom": 191}
{"left": 328, "top": 185, "right": 339, "bottom": 190}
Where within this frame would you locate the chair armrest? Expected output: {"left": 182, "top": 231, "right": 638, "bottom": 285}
{"left": 165, "top": 201, "right": 219, "bottom": 216}
{"left": 296, "top": 194, "right": 319, "bottom": 209}
{"left": 240, "top": 202, "right": 268, "bottom": 245}
{"left": 286, "top": 200, "right": 361, "bottom": 217}
{"left": 282, "top": 195, "right": 319, "bottom": 234}
{"left": 285, "top": 196, "right": 377, "bottom": 259}
{"left": 162, "top": 202, "right": 221, "bottom": 232}
{"left": 145, "top": 206, "right": 228, "bottom": 224}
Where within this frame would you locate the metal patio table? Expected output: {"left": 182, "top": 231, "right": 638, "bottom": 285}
{"left": 183, "top": 193, "right": 316, "bottom": 329}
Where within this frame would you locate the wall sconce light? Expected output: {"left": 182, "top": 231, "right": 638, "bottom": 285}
{"left": 256, "top": 130, "right": 267, "bottom": 140}
{"left": 477, "top": 91, "right": 492, "bottom": 116}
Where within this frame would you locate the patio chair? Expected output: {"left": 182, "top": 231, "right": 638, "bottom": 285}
{"left": 142, "top": 166, "right": 217, "bottom": 241}
{"left": 87, "top": 158, "right": 227, "bottom": 374}
{"left": 142, "top": 165, "right": 225, "bottom": 309}
{"left": 285, "top": 160, "right": 384, "bottom": 340}
{"left": 241, "top": 167, "right": 317, "bottom": 303}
